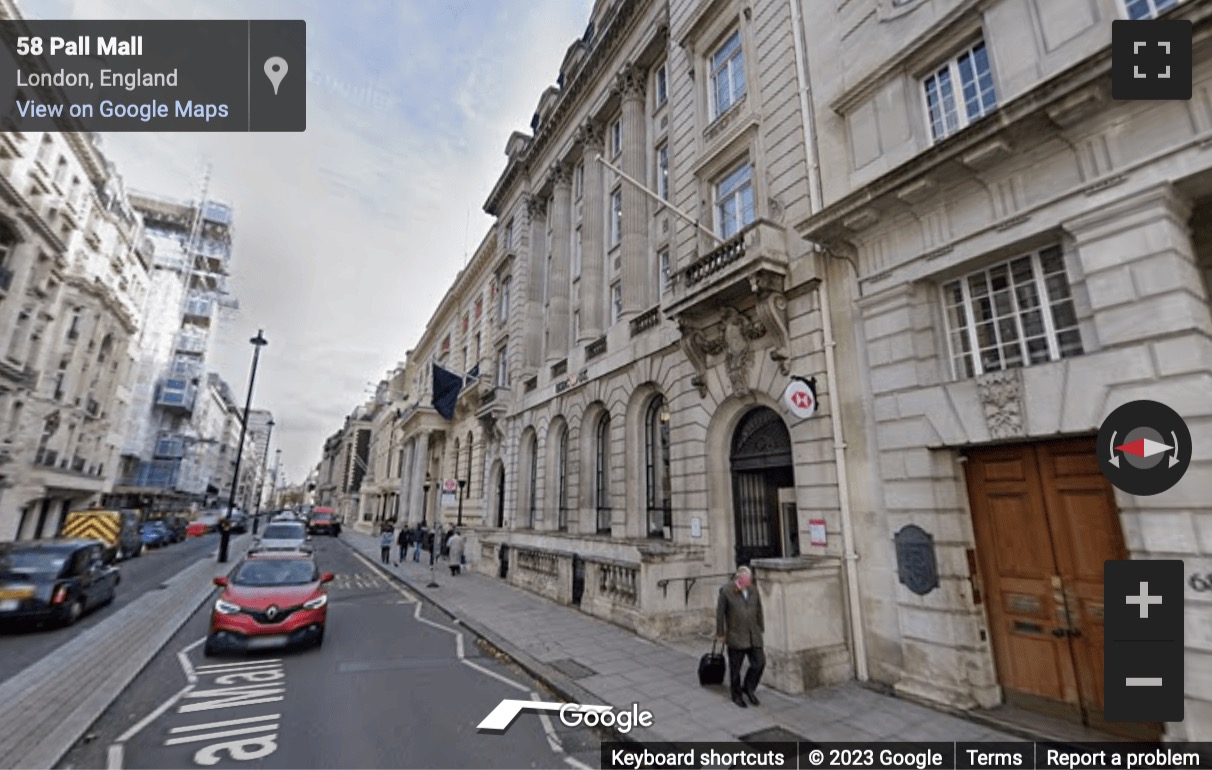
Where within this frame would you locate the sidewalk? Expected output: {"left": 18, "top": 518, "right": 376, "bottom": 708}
{"left": 0, "top": 533, "right": 252, "bottom": 769}
{"left": 341, "top": 531, "right": 1017, "bottom": 745}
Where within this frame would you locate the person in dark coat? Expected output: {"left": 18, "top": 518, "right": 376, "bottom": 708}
{"left": 716, "top": 565, "right": 764, "bottom": 708}
{"left": 397, "top": 526, "right": 409, "bottom": 563}
{"left": 413, "top": 523, "right": 427, "bottom": 562}
{"left": 379, "top": 529, "right": 393, "bottom": 565}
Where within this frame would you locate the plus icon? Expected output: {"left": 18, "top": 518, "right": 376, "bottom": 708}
{"left": 1112, "top": 19, "right": 1192, "bottom": 100}
{"left": 1125, "top": 581, "right": 1163, "bottom": 619}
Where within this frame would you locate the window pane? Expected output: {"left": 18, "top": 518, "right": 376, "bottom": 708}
{"left": 975, "top": 321, "right": 996, "bottom": 348}
{"left": 732, "top": 54, "right": 746, "bottom": 101}
{"left": 1026, "top": 336, "right": 1050, "bottom": 364}
{"left": 926, "top": 78, "right": 946, "bottom": 140}
{"left": 938, "top": 69, "right": 959, "bottom": 133}
{"left": 740, "top": 185, "right": 755, "bottom": 228}
{"left": 1045, "top": 273, "right": 1073, "bottom": 302}
{"left": 714, "top": 70, "right": 730, "bottom": 114}
{"left": 968, "top": 273, "right": 989, "bottom": 298}
{"left": 1022, "top": 310, "right": 1044, "bottom": 337}
{"left": 1056, "top": 329, "right": 1083, "bottom": 358}
{"left": 1038, "top": 245, "right": 1065, "bottom": 274}
{"left": 1051, "top": 298, "right": 1078, "bottom": 330}
{"left": 946, "top": 301, "right": 968, "bottom": 331}
{"left": 993, "top": 290, "right": 1012, "bottom": 317}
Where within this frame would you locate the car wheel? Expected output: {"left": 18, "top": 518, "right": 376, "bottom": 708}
{"left": 315, "top": 626, "right": 325, "bottom": 648}
{"left": 62, "top": 598, "right": 84, "bottom": 626}
{"left": 203, "top": 637, "right": 218, "bottom": 657}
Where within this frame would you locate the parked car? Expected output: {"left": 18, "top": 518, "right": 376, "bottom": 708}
{"left": 60, "top": 508, "right": 143, "bottom": 561}
{"left": 162, "top": 515, "right": 188, "bottom": 543}
{"left": 140, "top": 521, "right": 170, "bottom": 548}
{"left": 0, "top": 540, "right": 120, "bottom": 627}
{"left": 254, "top": 521, "right": 310, "bottom": 553}
{"left": 307, "top": 513, "right": 339, "bottom": 536}
{"left": 187, "top": 515, "right": 220, "bottom": 538}
{"left": 204, "top": 551, "right": 332, "bottom": 656}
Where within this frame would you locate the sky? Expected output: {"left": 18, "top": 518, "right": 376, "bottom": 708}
{"left": 29, "top": 0, "right": 595, "bottom": 485}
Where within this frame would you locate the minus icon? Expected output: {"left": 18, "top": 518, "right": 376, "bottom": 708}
{"left": 1126, "top": 677, "right": 1163, "bottom": 686}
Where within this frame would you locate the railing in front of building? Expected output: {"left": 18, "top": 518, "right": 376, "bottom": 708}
{"left": 524, "top": 376, "right": 537, "bottom": 393}
{"left": 684, "top": 231, "right": 746, "bottom": 287}
{"left": 34, "top": 449, "right": 57, "bottom": 467}
{"left": 184, "top": 297, "right": 213, "bottom": 318}
{"left": 629, "top": 306, "right": 660, "bottom": 337}
{"left": 596, "top": 506, "right": 611, "bottom": 534}
{"left": 85, "top": 398, "right": 100, "bottom": 417}
{"left": 480, "top": 385, "right": 497, "bottom": 405}
{"left": 586, "top": 336, "right": 607, "bottom": 360}
{"left": 175, "top": 334, "right": 206, "bottom": 354}
{"left": 515, "top": 547, "right": 558, "bottom": 578}
{"left": 594, "top": 559, "right": 638, "bottom": 606}
{"left": 551, "top": 359, "right": 567, "bottom": 377}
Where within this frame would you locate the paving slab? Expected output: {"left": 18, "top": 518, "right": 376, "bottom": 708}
{"left": 340, "top": 531, "right": 1018, "bottom": 745}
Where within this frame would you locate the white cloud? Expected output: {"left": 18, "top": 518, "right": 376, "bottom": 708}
{"left": 45, "top": 0, "right": 593, "bottom": 481}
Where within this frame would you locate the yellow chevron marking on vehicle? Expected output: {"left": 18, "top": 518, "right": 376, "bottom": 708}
{"left": 62, "top": 513, "right": 120, "bottom": 543}
{"left": 0, "top": 587, "right": 35, "bottom": 600}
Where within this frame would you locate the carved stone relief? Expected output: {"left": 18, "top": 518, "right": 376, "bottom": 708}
{"left": 976, "top": 367, "right": 1025, "bottom": 440}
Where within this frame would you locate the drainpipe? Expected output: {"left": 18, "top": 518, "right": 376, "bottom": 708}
{"left": 789, "top": 0, "right": 869, "bottom": 683}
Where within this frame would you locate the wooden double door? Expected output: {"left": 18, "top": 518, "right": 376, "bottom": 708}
{"left": 964, "top": 438, "right": 1160, "bottom": 740}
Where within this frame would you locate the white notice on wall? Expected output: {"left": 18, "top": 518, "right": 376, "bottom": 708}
{"left": 690, "top": 517, "right": 702, "bottom": 538}
{"left": 809, "top": 519, "right": 827, "bottom": 546}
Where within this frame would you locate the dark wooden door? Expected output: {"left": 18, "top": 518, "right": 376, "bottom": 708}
{"left": 965, "top": 439, "right": 1159, "bottom": 740}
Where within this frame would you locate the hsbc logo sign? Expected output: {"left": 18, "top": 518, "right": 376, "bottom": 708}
{"left": 782, "top": 376, "right": 817, "bottom": 419}
{"left": 477, "top": 699, "right": 653, "bottom": 734}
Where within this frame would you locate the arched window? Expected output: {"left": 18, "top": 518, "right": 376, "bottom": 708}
{"left": 527, "top": 435, "right": 538, "bottom": 528}
{"left": 645, "top": 396, "right": 672, "bottom": 538}
{"left": 595, "top": 413, "right": 611, "bottom": 534}
{"left": 556, "top": 427, "right": 568, "bottom": 531}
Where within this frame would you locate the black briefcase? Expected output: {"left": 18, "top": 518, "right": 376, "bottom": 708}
{"left": 698, "top": 641, "right": 725, "bottom": 686}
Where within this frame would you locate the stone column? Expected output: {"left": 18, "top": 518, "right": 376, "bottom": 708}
{"left": 398, "top": 438, "right": 414, "bottom": 522}
{"left": 409, "top": 432, "right": 430, "bottom": 525}
{"left": 578, "top": 120, "right": 606, "bottom": 340}
{"left": 547, "top": 163, "right": 573, "bottom": 361}
{"left": 524, "top": 195, "right": 547, "bottom": 369}
{"left": 618, "top": 63, "right": 648, "bottom": 319}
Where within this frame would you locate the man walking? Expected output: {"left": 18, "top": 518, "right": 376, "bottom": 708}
{"left": 397, "top": 525, "right": 410, "bottom": 563}
{"left": 447, "top": 529, "right": 465, "bottom": 575}
{"left": 413, "top": 523, "right": 427, "bottom": 562}
{"left": 379, "top": 528, "right": 393, "bottom": 565}
{"left": 716, "top": 566, "right": 764, "bottom": 708}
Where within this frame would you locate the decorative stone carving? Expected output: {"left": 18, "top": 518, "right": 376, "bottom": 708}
{"left": 976, "top": 367, "right": 1026, "bottom": 440}
{"left": 750, "top": 274, "right": 790, "bottom": 375}
{"left": 677, "top": 319, "right": 714, "bottom": 398}
{"left": 615, "top": 63, "right": 646, "bottom": 100}
{"left": 577, "top": 118, "right": 605, "bottom": 149}
{"left": 549, "top": 161, "right": 572, "bottom": 189}
{"left": 524, "top": 194, "right": 546, "bottom": 220}
{"left": 678, "top": 307, "right": 767, "bottom": 398}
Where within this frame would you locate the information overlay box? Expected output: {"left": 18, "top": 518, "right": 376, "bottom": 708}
{"left": 0, "top": 20, "right": 305, "bottom": 131}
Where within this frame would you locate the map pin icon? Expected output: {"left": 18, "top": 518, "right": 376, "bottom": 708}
{"left": 264, "top": 56, "right": 288, "bottom": 95}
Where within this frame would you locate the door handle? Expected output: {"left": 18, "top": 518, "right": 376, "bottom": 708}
{"left": 1052, "top": 627, "right": 1082, "bottom": 638}
{"left": 1052, "top": 628, "right": 1067, "bottom": 637}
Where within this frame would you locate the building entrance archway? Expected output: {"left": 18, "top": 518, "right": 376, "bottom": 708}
{"left": 729, "top": 407, "right": 797, "bottom": 566}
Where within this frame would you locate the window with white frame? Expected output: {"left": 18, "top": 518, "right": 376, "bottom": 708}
{"left": 573, "top": 226, "right": 582, "bottom": 278}
{"left": 715, "top": 161, "right": 755, "bottom": 240}
{"left": 610, "top": 118, "right": 622, "bottom": 157}
{"left": 610, "top": 283, "right": 622, "bottom": 325}
{"left": 941, "top": 245, "right": 1083, "bottom": 379}
{"left": 609, "top": 188, "right": 623, "bottom": 247}
{"left": 1124, "top": 0, "right": 1178, "bottom": 19}
{"left": 656, "top": 144, "right": 669, "bottom": 201}
{"left": 655, "top": 62, "right": 668, "bottom": 107}
{"left": 658, "top": 248, "right": 671, "bottom": 295}
{"left": 710, "top": 30, "right": 746, "bottom": 120}
{"left": 923, "top": 40, "right": 997, "bottom": 143}
{"left": 498, "top": 275, "right": 511, "bottom": 321}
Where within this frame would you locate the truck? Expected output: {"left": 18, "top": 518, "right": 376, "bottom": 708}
{"left": 60, "top": 508, "right": 144, "bottom": 561}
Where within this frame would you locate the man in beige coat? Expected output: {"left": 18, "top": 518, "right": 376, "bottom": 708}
{"left": 716, "top": 565, "right": 765, "bottom": 708}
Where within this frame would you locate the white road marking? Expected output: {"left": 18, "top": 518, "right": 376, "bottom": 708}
{"left": 193, "top": 659, "right": 282, "bottom": 673}
{"left": 168, "top": 714, "right": 280, "bottom": 733}
{"left": 532, "top": 691, "right": 563, "bottom": 753}
{"left": 176, "top": 638, "right": 204, "bottom": 684}
{"left": 164, "top": 723, "right": 282, "bottom": 746}
{"left": 106, "top": 636, "right": 206, "bottom": 769}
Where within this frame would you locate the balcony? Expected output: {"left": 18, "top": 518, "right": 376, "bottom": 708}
{"left": 85, "top": 398, "right": 101, "bottom": 418}
{"left": 585, "top": 336, "right": 607, "bottom": 361}
{"left": 475, "top": 380, "right": 507, "bottom": 421}
{"left": 154, "top": 436, "right": 186, "bottom": 458}
{"left": 183, "top": 295, "right": 213, "bottom": 322}
{"left": 175, "top": 334, "right": 206, "bottom": 354}
{"left": 629, "top": 306, "right": 660, "bottom": 337}
{"left": 155, "top": 378, "right": 197, "bottom": 412}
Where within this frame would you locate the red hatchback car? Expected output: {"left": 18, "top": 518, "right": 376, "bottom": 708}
{"left": 205, "top": 552, "right": 333, "bottom": 657}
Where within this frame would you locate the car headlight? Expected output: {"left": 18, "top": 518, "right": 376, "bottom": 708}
{"left": 302, "top": 594, "right": 327, "bottom": 610}
{"left": 214, "top": 598, "right": 241, "bottom": 614}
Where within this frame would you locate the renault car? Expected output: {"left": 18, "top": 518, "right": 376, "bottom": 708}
{"left": 205, "top": 551, "right": 332, "bottom": 656}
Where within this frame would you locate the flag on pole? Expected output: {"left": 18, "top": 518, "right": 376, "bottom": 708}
{"left": 432, "top": 363, "right": 463, "bottom": 420}
{"left": 464, "top": 363, "right": 480, "bottom": 385}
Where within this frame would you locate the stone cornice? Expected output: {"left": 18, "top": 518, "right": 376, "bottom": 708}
{"left": 484, "top": 0, "right": 654, "bottom": 216}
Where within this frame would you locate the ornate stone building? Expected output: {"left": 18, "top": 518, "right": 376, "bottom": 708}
{"left": 796, "top": 0, "right": 1211, "bottom": 743}
{"left": 0, "top": 126, "right": 150, "bottom": 540}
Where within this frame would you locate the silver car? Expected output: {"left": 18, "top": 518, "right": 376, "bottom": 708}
{"left": 254, "top": 521, "right": 311, "bottom": 553}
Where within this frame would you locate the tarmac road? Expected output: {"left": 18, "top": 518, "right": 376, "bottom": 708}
{"left": 58, "top": 536, "right": 602, "bottom": 769}
{"left": 0, "top": 533, "right": 221, "bottom": 685}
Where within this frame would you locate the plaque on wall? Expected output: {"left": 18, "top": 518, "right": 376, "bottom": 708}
{"left": 894, "top": 524, "right": 939, "bottom": 596}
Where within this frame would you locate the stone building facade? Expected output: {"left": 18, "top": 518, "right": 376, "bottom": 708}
{"left": 320, "top": 0, "right": 1212, "bottom": 743}
{"left": 0, "top": 127, "right": 150, "bottom": 540}
{"left": 795, "top": 0, "right": 1211, "bottom": 743}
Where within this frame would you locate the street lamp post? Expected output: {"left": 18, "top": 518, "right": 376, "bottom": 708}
{"left": 252, "top": 418, "right": 275, "bottom": 535}
{"left": 456, "top": 478, "right": 466, "bottom": 527}
{"left": 219, "top": 329, "right": 268, "bottom": 563}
